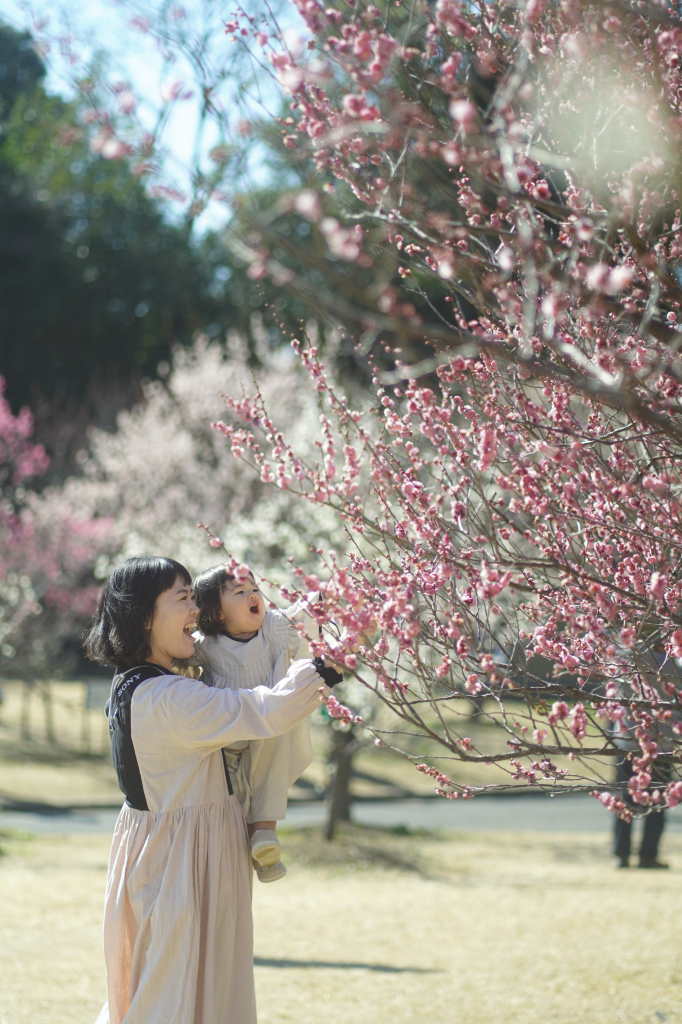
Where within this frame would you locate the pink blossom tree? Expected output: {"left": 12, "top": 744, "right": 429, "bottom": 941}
{"left": 31, "top": 0, "right": 682, "bottom": 813}
{"left": 181, "top": 0, "right": 682, "bottom": 817}
{"left": 0, "top": 378, "right": 106, "bottom": 677}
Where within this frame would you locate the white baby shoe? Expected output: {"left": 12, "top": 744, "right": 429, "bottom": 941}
{"left": 254, "top": 859, "right": 287, "bottom": 883}
{"left": 250, "top": 828, "right": 281, "bottom": 867}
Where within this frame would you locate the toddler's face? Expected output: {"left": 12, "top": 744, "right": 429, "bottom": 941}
{"left": 219, "top": 575, "right": 266, "bottom": 636}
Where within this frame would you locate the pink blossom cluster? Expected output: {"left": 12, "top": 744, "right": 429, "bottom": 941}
{"left": 594, "top": 792, "right": 633, "bottom": 823}
{"left": 0, "top": 377, "right": 48, "bottom": 482}
{"left": 325, "top": 694, "right": 360, "bottom": 726}
{"left": 415, "top": 761, "right": 464, "bottom": 798}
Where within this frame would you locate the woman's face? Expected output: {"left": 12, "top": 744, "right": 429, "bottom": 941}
{"left": 219, "top": 575, "right": 265, "bottom": 637}
{"left": 147, "top": 575, "right": 198, "bottom": 669}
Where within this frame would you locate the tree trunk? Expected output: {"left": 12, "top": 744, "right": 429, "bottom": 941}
{"left": 324, "top": 727, "right": 355, "bottom": 841}
{"left": 21, "top": 679, "right": 33, "bottom": 740}
{"left": 42, "top": 681, "right": 55, "bottom": 744}
{"left": 81, "top": 683, "right": 90, "bottom": 754}
{"left": 469, "top": 696, "right": 483, "bottom": 718}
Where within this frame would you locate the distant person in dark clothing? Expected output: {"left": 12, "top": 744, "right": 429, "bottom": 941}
{"left": 613, "top": 755, "right": 672, "bottom": 869}
{"left": 611, "top": 649, "right": 681, "bottom": 869}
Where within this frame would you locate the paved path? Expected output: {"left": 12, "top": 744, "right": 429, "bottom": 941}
{"left": 3, "top": 795, "right": 682, "bottom": 835}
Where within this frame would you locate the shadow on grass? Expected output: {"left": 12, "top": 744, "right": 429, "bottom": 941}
{"left": 278, "top": 821, "right": 449, "bottom": 880}
{"left": 254, "top": 956, "right": 438, "bottom": 973}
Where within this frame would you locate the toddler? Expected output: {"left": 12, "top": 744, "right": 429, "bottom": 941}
{"left": 191, "top": 564, "right": 319, "bottom": 882}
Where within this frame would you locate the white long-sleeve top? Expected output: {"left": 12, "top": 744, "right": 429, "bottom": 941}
{"left": 98, "top": 659, "right": 329, "bottom": 1024}
{"left": 193, "top": 596, "right": 319, "bottom": 691}
{"left": 189, "top": 597, "right": 319, "bottom": 819}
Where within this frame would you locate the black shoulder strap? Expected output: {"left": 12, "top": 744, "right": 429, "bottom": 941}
{"left": 108, "top": 663, "right": 167, "bottom": 811}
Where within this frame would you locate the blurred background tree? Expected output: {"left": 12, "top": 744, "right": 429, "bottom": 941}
{"left": 0, "top": 23, "right": 258, "bottom": 472}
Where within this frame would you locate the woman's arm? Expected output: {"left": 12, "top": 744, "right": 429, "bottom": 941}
{"left": 162, "top": 657, "right": 341, "bottom": 752}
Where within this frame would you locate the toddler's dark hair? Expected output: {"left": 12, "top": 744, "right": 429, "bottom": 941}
{"left": 193, "top": 563, "right": 255, "bottom": 636}
{"left": 83, "top": 556, "right": 192, "bottom": 669}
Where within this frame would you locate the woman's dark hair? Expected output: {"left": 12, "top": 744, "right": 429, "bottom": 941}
{"left": 84, "top": 556, "right": 192, "bottom": 669}
{"left": 193, "top": 563, "right": 247, "bottom": 637}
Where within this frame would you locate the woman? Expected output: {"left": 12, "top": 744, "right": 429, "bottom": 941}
{"left": 86, "top": 556, "right": 341, "bottom": 1024}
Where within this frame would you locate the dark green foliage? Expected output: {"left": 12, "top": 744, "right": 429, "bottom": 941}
{"left": 0, "top": 26, "right": 44, "bottom": 114}
{"left": 0, "top": 23, "right": 386, "bottom": 455}
{"left": 0, "top": 24, "right": 235, "bottom": 416}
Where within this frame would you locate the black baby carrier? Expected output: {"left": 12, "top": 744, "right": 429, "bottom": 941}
{"left": 105, "top": 663, "right": 167, "bottom": 811}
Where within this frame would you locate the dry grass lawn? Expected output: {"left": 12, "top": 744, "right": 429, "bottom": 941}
{"left": 1, "top": 823, "right": 681, "bottom": 1024}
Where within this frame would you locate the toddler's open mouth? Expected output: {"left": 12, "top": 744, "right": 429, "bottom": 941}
{"left": 249, "top": 601, "right": 260, "bottom": 615}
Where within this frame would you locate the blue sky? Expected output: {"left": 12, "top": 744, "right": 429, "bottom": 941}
{"left": 0, "top": 0, "right": 293, "bottom": 231}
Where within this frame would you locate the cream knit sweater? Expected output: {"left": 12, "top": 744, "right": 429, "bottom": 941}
{"left": 190, "top": 597, "right": 318, "bottom": 820}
